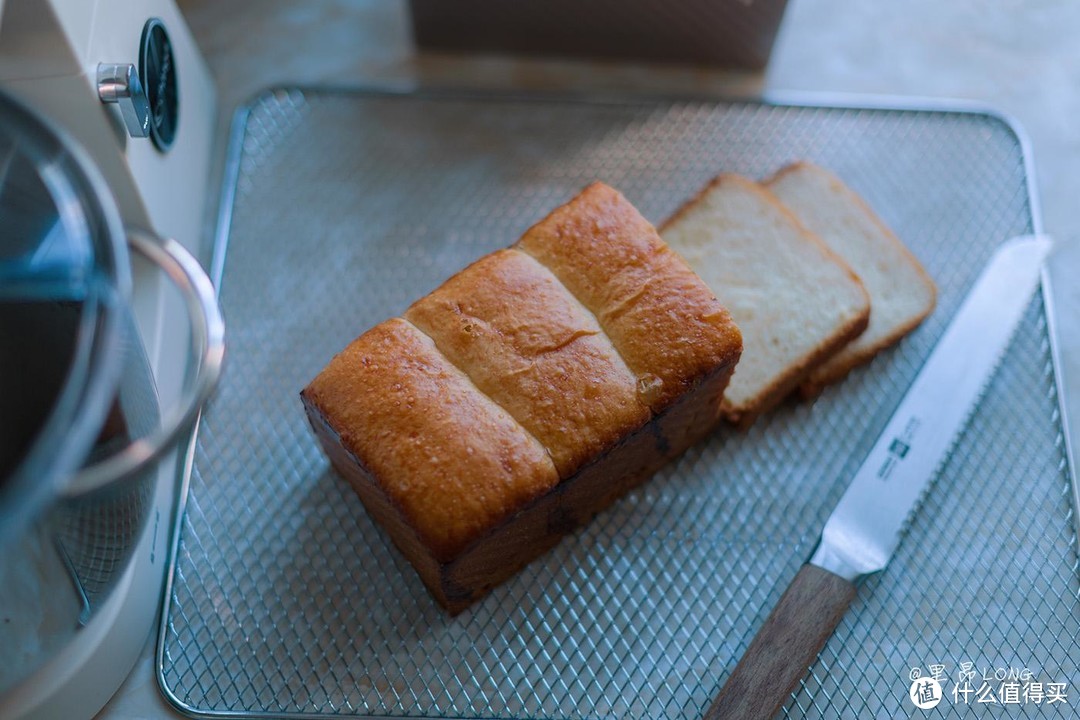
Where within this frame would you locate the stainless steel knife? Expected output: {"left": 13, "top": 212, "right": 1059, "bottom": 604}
{"left": 704, "top": 235, "right": 1054, "bottom": 720}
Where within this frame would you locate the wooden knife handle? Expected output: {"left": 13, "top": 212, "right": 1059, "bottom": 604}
{"left": 703, "top": 564, "right": 857, "bottom": 720}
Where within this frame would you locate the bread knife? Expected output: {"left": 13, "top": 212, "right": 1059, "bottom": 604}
{"left": 704, "top": 235, "right": 1054, "bottom": 720}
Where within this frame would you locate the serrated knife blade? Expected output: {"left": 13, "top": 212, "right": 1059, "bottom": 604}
{"left": 704, "top": 235, "right": 1053, "bottom": 720}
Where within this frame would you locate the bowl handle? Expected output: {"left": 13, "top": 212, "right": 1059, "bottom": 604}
{"left": 68, "top": 230, "right": 225, "bottom": 491}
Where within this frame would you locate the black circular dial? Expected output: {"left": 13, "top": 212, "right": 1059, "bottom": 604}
{"left": 139, "top": 18, "right": 178, "bottom": 152}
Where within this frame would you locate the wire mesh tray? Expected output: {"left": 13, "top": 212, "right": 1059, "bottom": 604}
{"left": 159, "top": 88, "right": 1079, "bottom": 719}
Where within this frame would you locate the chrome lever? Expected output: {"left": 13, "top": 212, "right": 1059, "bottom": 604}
{"left": 96, "top": 63, "right": 151, "bottom": 139}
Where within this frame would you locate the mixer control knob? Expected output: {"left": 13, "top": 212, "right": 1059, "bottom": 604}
{"left": 96, "top": 63, "right": 151, "bottom": 139}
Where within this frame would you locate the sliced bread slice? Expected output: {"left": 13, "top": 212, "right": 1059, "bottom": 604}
{"left": 766, "top": 161, "right": 936, "bottom": 396}
{"left": 661, "top": 173, "right": 871, "bottom": 428}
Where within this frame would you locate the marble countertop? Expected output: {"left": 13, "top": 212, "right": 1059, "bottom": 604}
{"left": 97, "top": 0, "right": 1080, "bottom": 717}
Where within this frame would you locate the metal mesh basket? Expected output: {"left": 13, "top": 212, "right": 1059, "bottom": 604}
{"left": 158, "top": 88, "right": 1078, "bottom": 719}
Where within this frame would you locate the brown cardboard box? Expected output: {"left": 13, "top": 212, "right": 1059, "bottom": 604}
{"left": 409, "top": 0, "right": 790, "bottom": 69}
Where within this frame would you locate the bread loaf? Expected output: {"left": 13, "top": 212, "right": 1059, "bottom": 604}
{"left": 766, "top": 161, "right": 936, "bottom": 396}
{"left": 660, "top": 174, "right": 870, "bottom": 428}
{"left": 302, "top": 183, "right": 742, "bottom": 612}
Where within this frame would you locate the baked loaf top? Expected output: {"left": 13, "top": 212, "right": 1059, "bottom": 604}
{"left": 405, "top": 248, "right": 650, "bottom": 478}
{"left": 516, "top": 182, "right": 743, "bottom": 412}
{"left": 304, "top": 182, "right": 742, "bottom": 560}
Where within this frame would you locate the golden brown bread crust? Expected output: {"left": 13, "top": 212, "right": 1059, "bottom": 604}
{"left": 516, "top": 182, "right": 743, "bottom": 413}
{"left": 301, "top": 318, "right": 559, "bottom": 561}
{"left": 405, "top": 248, "right": 649, "bottom": 478}
{"left": 303, "top": 182, "right": 743, "bottom": 611}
